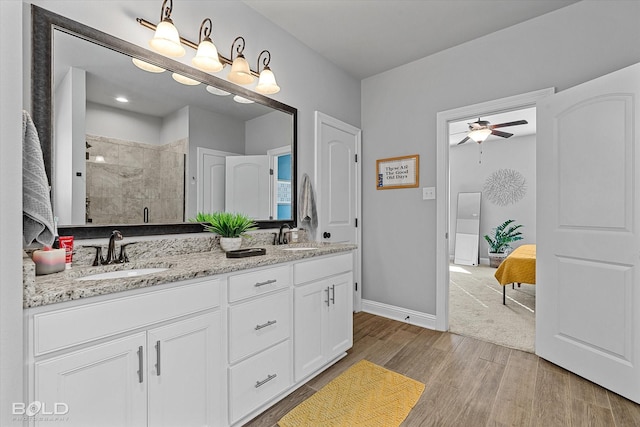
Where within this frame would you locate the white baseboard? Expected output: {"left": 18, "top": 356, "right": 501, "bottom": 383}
{"left": 361, "top": 299, "right": 436, "bottom": 330}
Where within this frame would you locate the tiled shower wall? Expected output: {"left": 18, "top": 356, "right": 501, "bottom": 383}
{"left": 86, "top": 134, "right": 187, "bottom": 225}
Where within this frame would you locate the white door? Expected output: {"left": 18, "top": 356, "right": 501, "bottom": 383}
{"left": 225, "top": 155, "right": 270, "bottom": 219}
{"left": 537, "top": 62, "right": 640, "bottom": 403}
{"left": 147, "top": 312, "right": 222, "bottom": 427}
{"left": 35, "top": 333, "right": 147, "bottom": 427}
{"left": 315, "top": 112, "right": 362, "bottom": 310}
{"left": 197, "top": 147, "right": 237, "bottom": 214}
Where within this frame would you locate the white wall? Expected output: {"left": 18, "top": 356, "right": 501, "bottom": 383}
{"left": 449, "top": 134, "right": 536, "bottom": 261}
{"left": 361, "top": 0, "right": 640, "bottom": 315}
{"left": 86, "top": 102, "right": 162, "bottom": 144}
{"left": 245, "top": 110, "right": 292, "bottom": 155}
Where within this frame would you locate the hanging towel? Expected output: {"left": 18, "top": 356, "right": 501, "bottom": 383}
{"left": 22, "top": 110, "right": 55, "bottom": 247}
{"left": 298, "top": 173, "right": 318, "bottom": 240}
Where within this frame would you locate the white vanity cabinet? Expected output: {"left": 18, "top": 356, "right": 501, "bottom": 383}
{"left": 226, "top": 265, "right": 293, "bottom": 425}
{"left": 27, "top": 279, "right": 223, "bottom": 427}
{"left": 293, "top": 253, "right": 353, "bottom": 382}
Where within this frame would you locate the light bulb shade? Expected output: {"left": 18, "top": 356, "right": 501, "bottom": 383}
{"left": 468, "top": 128, "right": 492, "bottom": 143}
{"left": 255, "top": 68, "right": 280, "bottom": 94}
{"left": 192, "top": 39, "right": 223, "bottom": 72}
{"left": 149, "top": 19, "right": 185, "bottom": 57}
{"left": 228, "top": 55, "right": 255, "bottom": 85}
{"left": 206, "top": 85, "right": 230, "bottom": 96}
{"left": 233, "top": 95, "right": 254, "bottom": 104}
{"left": 172, "top": 73, "right": 200, "bottom": 86}
{"left": 132, "top": 58, "right": 166, "bottom": 73}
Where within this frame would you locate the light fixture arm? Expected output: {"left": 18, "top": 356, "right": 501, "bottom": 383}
{"left": 159, "top": 0, "right": 173, "bottom": 22}
{"left": 231, "top": 36, "right": 246, "bottom": 59}
{"left": 257, "top": 50, "right": 271, "bottom": 72}
{"left": 198, "top": 18, "right": 213, "bottom": 43}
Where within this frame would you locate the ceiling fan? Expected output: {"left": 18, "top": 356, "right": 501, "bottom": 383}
{"left": 457, "top": 118, "right": 528, "bottom": 145}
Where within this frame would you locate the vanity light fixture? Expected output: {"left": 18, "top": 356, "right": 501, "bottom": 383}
{"left": 172, "top": 72, "right": 200, "bottom": 85}
{"left": 233, "top": 95, "right": 254, "bottom": 104}
{"left": 137, "top": 3, "right": 281, "bottom": 95}
{"left": 206, "top": 85, "right": 230, "bottom": 96}
{"left": 468, "top": 128, "right": 492, "bottom": 143}
{"left": 148, "top": 0, "right": 185, "bottom": 58}
{"left": 132, "top": 58, "right": 166, "bottom": 73}
{"left": 191, "top": 18, "right": 223, "bottom": 72}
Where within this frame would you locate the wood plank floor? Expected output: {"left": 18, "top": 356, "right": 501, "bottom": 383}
{"left": 245, "top": 312, "right": 640, "bottom": 427}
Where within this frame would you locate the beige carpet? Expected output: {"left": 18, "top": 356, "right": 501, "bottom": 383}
{"left": 449, "top": 264, "right": 535, "bottom": 353}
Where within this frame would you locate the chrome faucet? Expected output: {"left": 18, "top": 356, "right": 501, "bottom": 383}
{"left": 105, "top": 230, "right": 123, "bottom": 264}
{"left": 276, "top": 224, "right": 292, "bottom": 245}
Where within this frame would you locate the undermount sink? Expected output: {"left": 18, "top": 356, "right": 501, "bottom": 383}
{"left": 280, "top": 247, "right": 318, "bottom": 251}
{"left": 75, "top": 268, "right": 169, "bottom": 281}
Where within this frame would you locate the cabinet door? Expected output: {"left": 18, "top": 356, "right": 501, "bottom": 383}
{"left": 293, "top": 280, "right": 328, "bottom": 382}
{"left": 35, "top": 333, "right": 147, "bottom": 427}
{"left": 147, "top": 311, "right": 222, "bottom": 427}
{"left": 326, "top": 272, "right": 353, "bottom": 359}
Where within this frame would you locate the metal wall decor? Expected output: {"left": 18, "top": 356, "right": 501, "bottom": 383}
{"left": 483, "top": 168, "right": 527, "bottom": 206}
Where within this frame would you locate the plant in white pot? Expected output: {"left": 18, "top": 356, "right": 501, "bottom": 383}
{"left": 192, "top": 212, "right": 257, "bottom": 252}
{"left": 484, "top": 219, "right": 523, "bottom": 268}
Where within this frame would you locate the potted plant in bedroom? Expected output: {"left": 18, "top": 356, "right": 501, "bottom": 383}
{"left": 192, "top": 212, "right": 257, "bottom": 252}
{"left": 484, "top": 219, "right": 524, "bottom": 268}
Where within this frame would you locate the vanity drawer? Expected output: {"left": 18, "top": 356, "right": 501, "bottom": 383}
{"left": 293, "top": 252, "right": 353, "bottom": 285}
{"left": 229, "top": 340, "right": 292, "bottom": 423}
{"left": 228, "top": 290, "right": 290, "bottom": 363}
{"left": 33, "top": 279, "right": 220, "bottom": 356}
{"left": 228, "top": 265, "right": 291, "bottom": 302}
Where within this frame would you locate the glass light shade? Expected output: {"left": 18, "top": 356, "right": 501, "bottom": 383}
{"left": 468, "top": 128, "right": 492, "bottom": 143}
{"left": 132, "top": 58, "right": 166, "bottom": 73}
{"left": 255, "top": 68, "right": 280, "bottom": 94}
{"left": 149, "top": 19, "right": 185, "bottom": 58}
{"left": 233, "top": 95, "right": 254, "bottom": 104}
{"left": 172, "top": 73, "right": 200, "bottom": 86}
{"left": 192, "top": 39, "right": 223, "bottom": 72}
{"left": 228, "top": 55, "right": 255, "bottom": 85}
{"left": 206, "top": 85, "right": 230, "bottom": 96}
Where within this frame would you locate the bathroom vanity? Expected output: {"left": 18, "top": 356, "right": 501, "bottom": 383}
{"left": 23, "top": 243, "right": 355, "bottom": 426}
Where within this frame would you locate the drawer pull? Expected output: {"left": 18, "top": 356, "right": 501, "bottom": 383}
{"left": 255, "top": 373, "right": 277, "bottom": 388}
{"left": 254, "top": 279, "right": 277, "bottom": 287}
{"left": 330, "top": 284, "right": 336, "bottom": 304}
{"left": 325, "top": 287, "right": 331, "bottom": 307}
{"left": 255, "top": 320, "right": 277, "bottom": 330}
{"left": 155, "top": 340, "right": 161, "bottom": 376}
{"left": 137, "top": 346, "right": 144, "bottom": 383}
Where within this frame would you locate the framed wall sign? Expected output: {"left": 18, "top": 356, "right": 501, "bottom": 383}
{"left": 376, "top": 154, "right": 420, "bottom": 190}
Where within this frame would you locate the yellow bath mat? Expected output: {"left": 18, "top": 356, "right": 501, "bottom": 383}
{"left": 278, "top": 360, "right": 425, "bottom": 427}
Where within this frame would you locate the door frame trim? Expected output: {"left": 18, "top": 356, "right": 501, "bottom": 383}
{"left": 435, "top": 88, "right": 555, "bottom": 331}
{"left": 314, "top": 111, "right": 363, "bottom": 312}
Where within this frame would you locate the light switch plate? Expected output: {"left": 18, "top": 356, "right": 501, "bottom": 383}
{"left": 422, "top": 187, "right": 436, "bottom": 200}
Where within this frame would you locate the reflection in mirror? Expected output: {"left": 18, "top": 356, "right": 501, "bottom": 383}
{"left": 453, "top": 192, "right": 481, "bottom": 266}
{"left": 32, "top": 5, "right": 297, "bottom": 237}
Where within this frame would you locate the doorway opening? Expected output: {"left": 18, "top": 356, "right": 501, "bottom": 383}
{"left": 434, "top": 88, "right": 554, "bottom": 344}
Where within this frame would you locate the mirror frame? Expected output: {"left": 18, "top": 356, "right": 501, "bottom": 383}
{"left": 31, "top": 5, "right": 298, "bottom": 239}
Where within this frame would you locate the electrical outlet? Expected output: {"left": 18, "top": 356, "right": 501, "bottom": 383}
{"left": 422, "top": 187, "right": 435, "bottom": 200}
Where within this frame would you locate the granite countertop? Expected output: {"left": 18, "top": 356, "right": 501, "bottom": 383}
{"left": 24, "top": 243, "right": 356, "bottom": 309}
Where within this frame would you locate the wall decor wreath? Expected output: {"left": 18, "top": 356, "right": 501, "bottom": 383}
{"left": 483, "top": 168, "right": 527, "bottom": 206}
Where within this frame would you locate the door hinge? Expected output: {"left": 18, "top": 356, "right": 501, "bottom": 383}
{"left": 355, "top": 154, "right": 358, "bottom": 163}
{"left": 445, "top": 232, "right": 448, "bottom": 239}
{"left": 355, "top": 218, "right": 358, "bottom": 227}
{"left": 269, "top": 168, "right": 274, "bottom": 175}
{"left": 355, "top": 282, "right": 358, "bottom": 291}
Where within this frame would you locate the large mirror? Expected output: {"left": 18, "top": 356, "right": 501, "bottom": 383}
{"left": 32, "top": 5, "right": 297, "bottom": 238}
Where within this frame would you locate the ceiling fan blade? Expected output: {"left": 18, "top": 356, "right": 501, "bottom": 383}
{"left": 490, "top": 120, "right": 528, "bottom": 129}
{"left": 457, "top": 136, "right": 471, "bottom": 145}
{"left": 491, "top": 130, "right": 513, "bottom": 138}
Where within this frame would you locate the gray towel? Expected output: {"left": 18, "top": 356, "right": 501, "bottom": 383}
{"left": 298, "top": 173, "right": 318, "bottom": 240}
{"left": 23, "top": 110, "right": 55, "bottom": 247}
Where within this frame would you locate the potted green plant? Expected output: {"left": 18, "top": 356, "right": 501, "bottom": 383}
{"left": 484, "top": 219, "right": 523, "bottom": 267}
{"left": 192, "top": 212, "right": 257, "bottom": 252}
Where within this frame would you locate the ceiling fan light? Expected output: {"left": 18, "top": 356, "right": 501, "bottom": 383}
{"left": 468, "top": 128, "right": 492, "bottom": 143}
{"left": 149, "top": 19, "right": 185, "bottom": 57}
{"left": 228, "top": 54, "right": 255, "bottom": 85}
{"left": 192, "top": 38, "right": 223, "bottom": 72}
{"left": 255, "top": 67, "right": 280, "bottom": 94}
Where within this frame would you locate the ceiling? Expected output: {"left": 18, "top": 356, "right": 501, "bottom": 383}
{"left": 243, "top": 0, "right": 579, "bottom": 80}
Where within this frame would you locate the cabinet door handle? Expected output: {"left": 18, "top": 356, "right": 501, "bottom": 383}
{"left": 137, "top": 346, "right": 144, "bottom": 383}
{"left": 255, "top": 320, "right": 277, "bottom": 330}
{"left": 325, "top": 287, "right": 330, "bottom": 307}
{"left": 155, "top": 340, "right": 161, "bottom": 376}
{"left": 255, "top": 279, "right": 277, "bottom": 287}
{"left": 255, "top": 373, "right": 277, "bottom": 388}
{"left": 330, "top": 284, "right": 336, "bottom": 305}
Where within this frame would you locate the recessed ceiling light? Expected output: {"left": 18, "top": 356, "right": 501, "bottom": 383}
{"left": 115, "top": 96, "right": 129, "bottom": 103}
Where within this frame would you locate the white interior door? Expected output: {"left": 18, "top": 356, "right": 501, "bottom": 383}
{"left": 225, "top": 155, "right": 270, "bottom": 219}
{"left": 197, "top": 148, "right": 235, "bottom": 214}
{"left": 315, "top": 112, "right": 362, "bottom": 310}
{"left": 537, "top": 62, "right": 640, "bottom": 403}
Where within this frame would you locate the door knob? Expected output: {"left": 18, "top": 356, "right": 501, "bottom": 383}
{"left": 323, "top": 232, "right": 331, "bottom": 239}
